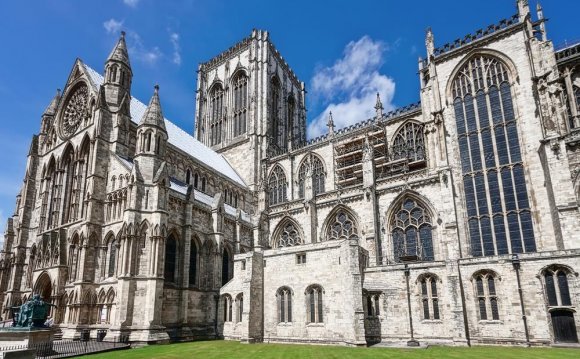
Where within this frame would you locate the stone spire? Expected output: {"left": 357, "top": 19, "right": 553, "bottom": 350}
{"left": 517, "top": 0, "right": 530, "bottom": 22}
{"left": 43, "top": 89, "right": 61, "bottom": 116}
{"left": 107, "top": 31, "right": 131, "bottom": 67}
{"left": 327, "top": 111, "right": 335, "bottom": 136}
{"left": 374, "top": 93, "right": 384, "bottom": 120}
{"left": 536, "top": 2, "right": 547, "bottom": 41}
{"left": 140, "top": 85, "right": 166, "bottom": 131}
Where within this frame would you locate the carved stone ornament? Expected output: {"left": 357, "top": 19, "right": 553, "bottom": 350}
{"left": 59, "top": 84, "right": 90, "bottom": 138}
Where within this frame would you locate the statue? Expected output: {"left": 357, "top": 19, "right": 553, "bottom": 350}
{"left": 12, "top": 294, "right": 55, "bottom": 328}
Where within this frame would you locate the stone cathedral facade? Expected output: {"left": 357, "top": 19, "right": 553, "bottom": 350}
{"left": 1, "top": 0, "right": 580, "bottom": 346}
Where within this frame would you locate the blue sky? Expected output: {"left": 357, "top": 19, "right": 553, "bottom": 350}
{"left": 0, "top": 0, "right": 578, "bottom": 238}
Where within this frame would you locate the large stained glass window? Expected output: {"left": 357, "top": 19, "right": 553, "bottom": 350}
{"left": 391, "top": 198, "right": 434, "bottom": 262}
{"left": 452, "top": 55, "right": 535, "bottom": 257}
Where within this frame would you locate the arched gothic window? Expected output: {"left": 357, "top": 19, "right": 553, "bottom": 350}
{"left": 391, "top": 198, "right": 434, "bottom": 262}
{"left": 276, "top": 221, "right": 302, "bottom": 247}
{"left": 452, "top": 55, "right": 535, "bottom": 257}
{"left": 236, "top": 293, "right": 243, "bottom": 323}
{"left": 365, "top": 292, "right": 381, "bottom": 317}
{"left": 270, "top": 77, "right": 285, "bottom": 150}
{"left": 186, "top": 169, "right": 191, "bottom": 185}
{"left": 306, "top": 285, "right": 323, "bottom": 323}
{"left": 108, "top": 240, "right": 117, "bottom": 277}
{"left": 326, "top": 209, "right": 358, "bottom": 241}
{"left": 268, "top": 166, "right": 287, "bottom": 205}
{"left": 210, "top": 84, "right": 224, "bottom": 146}
{"left": 298, "top": 156, "right": 325, "bottom": 199}
{"left": 222, "top": 247, "right": 233, "bottom": 286}
{"left": 223, "top": 295, "right": 233, "bottom": 322}
{"left": 392, "top": 122, "right": 426, "bottom": 163}
{"left": 287, "top": 95, "right": 296, "bottom": 146}
{"left": 420, "top": 275, "right": 440, "bottom": 320}
{"left": 277, "top": 287, "right": 292, "bottom": 323}
{"left": 189, "top": 238, "right": 198, "bottom": 286}
{"left": 164, "top": 235, "right": 177, "bottom": 283}
{"left": 544, "top": 267, "right": 572, "bottom": 307}
{"left": 233, "top": 72, "right": 248, "bottom": 137}
{"left": 474, "top": 271, "right": 499, "bottom": 320}
{"left": 572, "top": 86, "right": 580, "bottom": 129}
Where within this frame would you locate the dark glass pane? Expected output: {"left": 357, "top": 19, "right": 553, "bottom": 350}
{"left": 280, "top": 295, "right": 286, "bottom": 322}
{"left": 490, "top": 298, "right": 499, "bottom": 320}
{"left": 392, "top": 228, "right": 404, "bottom": 262}
{"left": 481, "top": 216, "right": 494, "bottom": 256}
{"left": 479, "top": 298, "right": 487, "bottom": 320}
{"left": 487, "top": 171, "right": 502, "bottom": 213}
{"left": 189, "top": 242, "right": 197, "bottom": 286}
{"left": 433, "top": 299, "right": 440, "bottom": 320}
{"left": 558, "top": 272, "right": 572, "bottom": 306}
{"left": 459, "top": 136, "right": 471, "bottom": 173}
{"left": 318, "top": 290, "right": 323, "bottom": 322}
{"left": 469, "top": 135, "right": 482, "bottom": 171}
{"left": 493, "top": 215, "right": 509, "bottom": 255}
{"left": 374, "top": 297, "right": 380, "bottom": 316}
{"left": 545, "top": 273, "right": 558, "bottom": 306}
{"left": 423, "top": 299, "right": 430, "bottom": 319}
{"left": 420, "top": 225, "right": 434, "bottom": 261}
{"left": 489, "top": 86, "right": 503, "bottom": 124}
{"left": 501, "top": 169, "right": 516, "bottom": 211}
{"left": 488, "top": 277, "right": 496, "bottom": 295}
{"left": 454, "top": 99, "right": 466, "bottom": 135}
{"left": 421, "top": 280, "right": 428, "bottom": 295}
{"left": 476, "top": 90, "right": 490, "bottom": 128}
{"left": 431, "top": 280, "right": 438, "bottom": 297}
{"left": 495, "top": 126, "right": 509, "bottom": 165}
{"left": 500, "top": 83, "right": 514, "bottom": 121}
{"left": 469, "top": 219, "right": 482, "bottom": 257}
{"left": 164, "top": 237, "right": 177, "bottom": 282}
{"left": 481, "top": 129, "right": 496, "bottom": 168}
{"left": 288, "top": 293, "right": 292, "bottom": 322}
{"left": 310, "top": 291, "right": 315, "bottom": 323}
{"left": 465, "top": 95, "right": 477, "bottom": 133}
{"left": 464, "top": 176, "right": 477, "bottom": 217}
{"left": 507, "top": 212, "right": 523, "bottom": 254}
{"left": 108, "top": 243, "right": 116, "bottom": 277}
{"left": 474, "top": 173, "right": 488, "bottom": 215}
{"left": 406, "top": 227, "right": 417, "bottom": 257}
{"left": 513, "top": 165, "right": 529, "bottom": 209}
{"left": 476, "top": 277, "right": 485, "bottom": 295}
{"left": 367, "top": 296, "right": 373, "bottom": 316}
{"left": 520, "top": 211, "right": 536, "bottom": 252}
{"left": 506, "top": 122, "right": 522, "bottom": 162}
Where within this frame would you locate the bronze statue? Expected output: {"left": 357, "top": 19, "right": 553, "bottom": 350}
{"left": 12, "top": 294, "right": 55, "bottom": 328}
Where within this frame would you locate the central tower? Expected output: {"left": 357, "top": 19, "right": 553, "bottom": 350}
{"left": 194, "top": 29, "right": 307, "bottom": 190}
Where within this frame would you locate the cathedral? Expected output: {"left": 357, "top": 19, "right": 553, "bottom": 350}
{"left": 1, "top": 0, "right": 580, "bottom": 347}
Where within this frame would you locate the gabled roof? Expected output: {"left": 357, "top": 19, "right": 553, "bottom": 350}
{"left": 82, "top": 62, "right": 246, "bottom": 187}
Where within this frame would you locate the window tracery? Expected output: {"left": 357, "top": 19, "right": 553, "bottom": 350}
{"left": 268, "top": 166, "right": 287, "bottom": 205}
{"left": 276, "top": 222, "right": 302, "bottom": 247}
{"left": 233, "top": 72, "right": 248, "bottom": 137}
{"left": 210, "top": 84, "right": 224, "bottom": 146}
{"left": 474, "top": 271, "right": 500, "bottom": 320}
{"left": 420, "top": 275, "right": 440, "bottom": 320}
{"left": 452, "top": 55, "right": 535, "bottom": 257}
{"left": 298, "top": 156, "right": 325, "bottom": 198}
{"left": 392, "top": 122, "right": 426, "bottom": 163}
{"left": 391, "top": 198, "right": 434, "bottom": 262}
{"left": 543, "top": 266, "right": 572, "bottom": 307}
{"left": 60, "top": 84, "right": 90, "bottom": 138}
{"left": 306, "top": 285, "right": 323, "bottom": 323}
{"left": 326, "top": 209, "right": 358, "bottom": 241}
{"left": 277, "top": 287, "right": 292, "bottom": 323}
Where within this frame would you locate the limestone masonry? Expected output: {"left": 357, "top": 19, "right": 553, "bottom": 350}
{"left": 1, "top": 0, "right": 580, "bottom": 346}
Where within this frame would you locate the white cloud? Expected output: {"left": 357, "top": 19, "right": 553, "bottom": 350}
{"left": 169, "top": 32, "right": 181, "bottom": 65}
{"left": 103, "top": 18, "right": 124, "bottom": 34}
{"left": 127, "top": 31, "right": 163, "bottom": 65}
{"left": 308, "top": 36, "right": 396, "bottom": 139}
{"left": 123, "top": 0, "right": 140, "bottom": 8}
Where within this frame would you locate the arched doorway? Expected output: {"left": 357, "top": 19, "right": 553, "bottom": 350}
{"left": 34, "top": 272, "right": 52, "bottom": 302}
{"left": 552, "top": 310, "right": 579, "bottom": 343}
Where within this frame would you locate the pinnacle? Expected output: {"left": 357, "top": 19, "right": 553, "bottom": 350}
{"left": 43, "top": 89, "right": 61, "bottom": 115}
{"left": 139, "top": 85, "right": 166, "bottom": 131}
{"left": 107, "top": 31, "right": 131, "bottom": 68}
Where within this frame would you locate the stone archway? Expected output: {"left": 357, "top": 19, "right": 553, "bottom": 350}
{"left": 34, "top": 272, "right": 52, "bottom": 301}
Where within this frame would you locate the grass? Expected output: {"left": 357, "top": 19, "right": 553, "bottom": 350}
{"left": 81, "top": 340, "right": 579, "bottom": 359}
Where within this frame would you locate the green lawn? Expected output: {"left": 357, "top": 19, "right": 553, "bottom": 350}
{"left": 82, "top": 340, "right": 579, "bottom": 359}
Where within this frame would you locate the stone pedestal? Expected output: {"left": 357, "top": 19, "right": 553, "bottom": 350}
{"left": 0, "top": 328, "right": 54, "bottom": 347}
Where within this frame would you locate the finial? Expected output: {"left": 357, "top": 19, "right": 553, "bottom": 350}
{"left": 121, "top": 31, "right": 126, "bottom": 38}
{"left": 154, "top": 84, "right": 160, "bottom": 92}
{"left": 57, "top": 88, "right": 61, "bottom": 96}
{"left": 327, "top": 111, "right": 335, "bottom": 136}
{"left": 375, "top": 93, "right": 384, "bottom": 120}
{"left": 425, "top": 27, "right": 435, "bottom": 57}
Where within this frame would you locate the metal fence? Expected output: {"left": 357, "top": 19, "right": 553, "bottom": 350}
{"left": 0, "top": 334, "right": 130, "bottom": 359}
